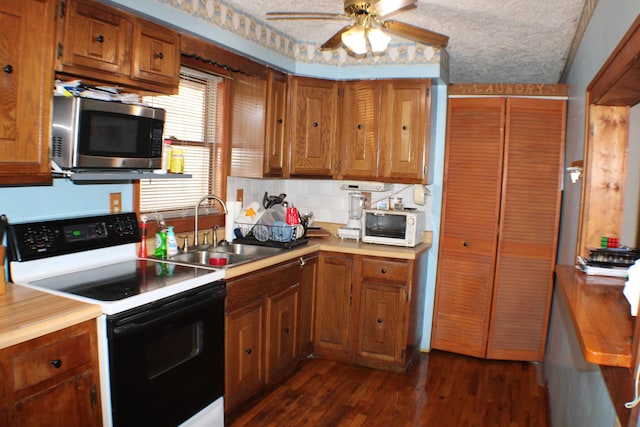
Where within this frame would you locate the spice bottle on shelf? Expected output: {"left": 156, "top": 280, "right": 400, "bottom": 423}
{"left": 170, "top": 149, "right": 184, "bottom": 174}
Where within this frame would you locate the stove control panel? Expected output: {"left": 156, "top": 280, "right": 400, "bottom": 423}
{"left": 7, "top": 213, "right": 141, "bottom": 261}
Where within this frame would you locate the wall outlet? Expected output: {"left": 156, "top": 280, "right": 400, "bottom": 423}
{"left": 110, "top": 193, "right": 122, "bottom": 214}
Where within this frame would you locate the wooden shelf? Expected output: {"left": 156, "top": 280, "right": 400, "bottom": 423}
{"left": 555, "top": 265, "right": 633, "bottom": 367}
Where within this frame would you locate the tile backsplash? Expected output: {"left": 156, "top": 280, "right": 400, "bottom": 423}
{"left": 227, "top": 177, "right": 432, "bottom": 229}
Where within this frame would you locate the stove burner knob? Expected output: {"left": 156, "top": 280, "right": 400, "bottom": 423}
{"left": 50, "top": 359, "right": 62, "bottom": 369}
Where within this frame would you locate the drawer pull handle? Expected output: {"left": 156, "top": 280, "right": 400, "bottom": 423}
{"left": 244, "top": 348, "right": 252, "bottom": 355}
{"left": 3, "top": 64, "right": 13, "bottom": 74}
{"left": 381, "top": 268, "right": 387, "bottom": 274}
{"left": 283, "top": 327, "right": 290, "bottom": 334}
{"left": 463, "top": 241, "right": 469, "bottom": 247}
{"left": 155, "top": 52, "right": 164, "bottom": 59}
{"left": 51, "top": 359, "right": 62, "bottom": 369}
{"left": 377, "top": 318, "right": 383, "bottom": 324}
{"left": 95, "top": 35, "right": 104, "bottom": 43}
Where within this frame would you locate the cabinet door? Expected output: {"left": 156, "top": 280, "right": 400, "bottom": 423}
{"left": 431, "top": 97, "right": 506, "bottom": 358}
{"left": 487, "top": 98, "right": 565, "bottom": 361}
{"left": 60, "top": 0, "right": 131, "bottom": 75}
{"left": 15, "top": 371, "right": 100, "bottom": 427}
{"left": 131, "top": 20, "right": 180, "bottom": 87}
{"left": 225, "top": 304, "right": 264, "bottom": 412}
{"left": 298, "top": 254, "right": 318, "bottom": 357}
{"left": 264, "top": 70, "right": 288, "bottom": 177}
{"left": 289, "top": 77, "right": 338, "bottom": 177}
{"left": 356, "top": 283, "right": 405, "bottom": 363}
{"left": 0, "top": 0, "right": 55, "bottom": 185}
{"left": 266, "top": 284, "right": 299, "bottom": 384}
{"left": 315, "top": 253, "right": 353, "bottom": 355}
{"left": 341, "top": 81, "right": 380, "bottom": 179}
{"left": 380, "top": 80, "right": 430, "bottom": 183}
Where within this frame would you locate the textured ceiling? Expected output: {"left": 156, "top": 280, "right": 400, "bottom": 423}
{"left": 225, "top": 0, "right": 588, "bottom": 84}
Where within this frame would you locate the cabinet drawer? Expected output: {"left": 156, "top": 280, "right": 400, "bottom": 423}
{"left": 11, "top": 332, "right": 92, "bottom": 392}
{"left": 361, "top": 258, "right": 408, "bottom": 286}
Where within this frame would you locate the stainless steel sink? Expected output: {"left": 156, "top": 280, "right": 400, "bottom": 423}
{"left": 165, "top": 244, "right": 284, "bottom": 268}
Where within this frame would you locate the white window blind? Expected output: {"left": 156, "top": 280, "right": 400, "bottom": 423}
{"left": 140, "top": 68, "right": 225, "bottom": 217}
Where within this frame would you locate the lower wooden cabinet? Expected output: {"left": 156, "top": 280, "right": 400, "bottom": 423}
{"left": 225, "top": 257, "right": 313, "bottom": 413}
{"left": 0, "top": 319, "right": 102, "bottom": 426}
{"left": 315, "top": 251, "right": 426, "bottom": 371}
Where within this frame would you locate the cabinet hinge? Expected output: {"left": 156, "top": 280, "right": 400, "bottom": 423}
{"left": 57, "top": 43, "right": 63, "bottom": 60}
{"left": 90, "top": 384, "right": 98, "bottom": 407}
{"left": 60, "top": 0, "right": 66, "bottom": 18}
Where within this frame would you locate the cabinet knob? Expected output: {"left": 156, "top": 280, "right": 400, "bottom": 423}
{"left": 3, "top": 64, "right": 13, "bottom": 74}
{"left": 95, "top": 35, "right": 104, "bottom": 43}
{"left": 402, "top": 125, "right": 408, "bottom": 131}
{"left": 357, "top": 124, "right": 363, "bottom": 129}
{"left": 50, "top": 359, "right": 62, "bottom": 369}
{"left": 277, "top": 118, "right": 283, "bottom": 124}
{"left": 283, "top": 327, "right": 290, "bottom": 334}
{"left": 381, "top": 268, "right": 387, "bottom": 274}
{"left": 377, "top": 318, "right": 383, "bottom": 324}
{"left": 312, "top": 122, "right": 318, "bottom": 127}
{"left": 244, "top": 348, "right": 252, "bottom": 355}
{"left": 463, "top": 241, "right": 469, "bottom": 247}
{"left": 155, "top": 52, "right": 164, "bottom": 59}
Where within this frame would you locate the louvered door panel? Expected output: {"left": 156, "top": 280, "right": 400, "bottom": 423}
{"left": 431, "top": 98, "right": 505, "bottom": 357}
{"left": 342, "top": 81, "right": 380, "bottom": 179}
{"left": 488, "top": 98, "right": 566, "bottom": 361}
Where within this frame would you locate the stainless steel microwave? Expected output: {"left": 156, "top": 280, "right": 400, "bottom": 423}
{"left": 362, "top": 209, "right": 425, "bottom": 247}
{"left": 51, "top": 97, "right": 165, "bottom": 170}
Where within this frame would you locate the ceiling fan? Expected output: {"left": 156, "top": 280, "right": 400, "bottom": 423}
{"left": 266, "top": 0, "right": 449, "bottom": 56}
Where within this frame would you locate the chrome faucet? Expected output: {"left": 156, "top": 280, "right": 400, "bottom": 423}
{"left": 194, "top": 195, "right": 228, "bottom": 247}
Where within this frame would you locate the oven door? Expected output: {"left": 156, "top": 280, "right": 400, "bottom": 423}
{"left": 107, "top": 281, "right": 225, "bottom": 427}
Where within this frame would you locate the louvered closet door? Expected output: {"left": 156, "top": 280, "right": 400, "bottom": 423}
{"left": 431, "top": 98, "right": 505, "bottom": 357}
{"left": 487, "top": 98, "right": 565, "bottom": 361}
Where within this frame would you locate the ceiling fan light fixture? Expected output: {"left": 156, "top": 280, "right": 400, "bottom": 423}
{"left": 341, "top": 26, "right": 368, "bottom": 56}
{"left": 367, "top": 27, "right": 391, "bottom": 53}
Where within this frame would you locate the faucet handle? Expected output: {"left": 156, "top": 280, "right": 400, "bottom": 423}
{"left": 202, "top": 231, "right": 210, "bottom": 246}
{"left": 213, "top": 225, "right": 219, "bottom": 247}
{"left": 179, "top": 235, "right": 189, "bottom": 252}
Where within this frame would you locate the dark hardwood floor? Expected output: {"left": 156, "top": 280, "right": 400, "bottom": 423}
{"left": 226, "top": 350, "right": 549, "bottom": 427}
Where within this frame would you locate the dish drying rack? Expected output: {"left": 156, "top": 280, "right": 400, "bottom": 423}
{"left": 232, "top": 220, "right": 310, "bottom": 249}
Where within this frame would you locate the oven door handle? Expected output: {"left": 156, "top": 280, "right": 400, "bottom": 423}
{"left": 111, "top": 292, "right": 220, "bottom": 337}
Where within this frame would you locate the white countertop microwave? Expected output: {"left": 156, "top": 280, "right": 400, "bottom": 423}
{"left": 361, "top": 209, "right": 425, "bottom": 247}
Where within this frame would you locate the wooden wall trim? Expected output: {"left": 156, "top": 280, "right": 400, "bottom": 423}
{"left": 588, "top": 14, "right": 640, "bottom": 105}
{"left": 448, "top": 83, "right": 568, "bottom": 97}
{"left": 180, "top": 33, "right": 267, "bottom": 79}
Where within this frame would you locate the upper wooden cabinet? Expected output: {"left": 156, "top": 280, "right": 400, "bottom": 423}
{"left": 56, "top": 0, "right": 179, "bottom": 94}
{"left": 341, "top": 79, "right": 431, "bottom": 183}
{"left": 432, "top": 95, "right": 566, "bottom": 361}
{"left": 263, "top": 69, "right": 288, "bottom": 177}
{"left": 0, "top": 0, "right": 56, "bottom": 185}
{"left": 288, "top": 76, "right": 339, "bottom": 178}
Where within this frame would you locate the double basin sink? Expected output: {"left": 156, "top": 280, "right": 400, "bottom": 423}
{"left": 162, "top": 243, "right": 284, "bottom": 269}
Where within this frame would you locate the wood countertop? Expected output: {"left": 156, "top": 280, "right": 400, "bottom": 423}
{"left": 224, "top": 230, "right": 432, "bottom": 279}
{"left": 555, "top": 265, "right": 633, "bottom": 368}
{"left": 0, "top": 283, "right": 102, "bottom": 350}
{"left": 0, "top": 229, "right": 432, "bottom": 348}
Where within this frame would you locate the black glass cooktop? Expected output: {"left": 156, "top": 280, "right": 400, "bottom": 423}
{"left": 28, "top": 259, "right": 215, "bottom": 302}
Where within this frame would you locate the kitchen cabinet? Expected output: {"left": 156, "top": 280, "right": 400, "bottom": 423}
{"left": 56, "top": 0, "right": 179, "bottom": 94}
{"left": 263, "top": 69, "right": 288, "bottom": 177}
{"left": 288, "top": 76, "right": 339, "bottom": 177}
{"left": 341, "top": 79, "right": 431, "bottom": 183}
{"left": 224, "top": 258, "right": 307, "bottom": 412}
{"left": 0, "top": 0, "right": 56, "bottom": 185}
{"left": 298, "top": 253, "right": 318, "bottom": 357}
{"left": 0, "top": 319, "right": 102, "bottom": 426}
{"left": 431, "top": 95, "right": 566, "bottom": 361}
{"left": 315, "top": 251, "right": 426, "bottom": 371}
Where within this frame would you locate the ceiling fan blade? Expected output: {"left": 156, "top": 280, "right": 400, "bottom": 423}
{"left": 266, "top": 11, "right": 349, "bottom": 21}
{"left": 372, "top": 0, "right": 417, "bottom": 18}
{"left": 382, "top": 20, "right": 449, "bottom": 48}
{"left": 320, "top": 25, "right": 352, "bottom": 50}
